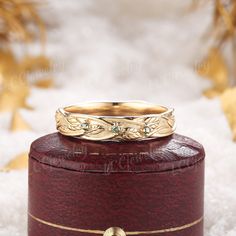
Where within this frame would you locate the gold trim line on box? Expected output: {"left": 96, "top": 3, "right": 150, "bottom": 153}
{"left": 55, "top": 101, "right": 176, "bottom": 141}
{"left": 29, "top": 213, "right": 203, "bottom": 235}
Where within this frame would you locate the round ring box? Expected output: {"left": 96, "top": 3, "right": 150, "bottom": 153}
{"left": 28, "top": 132, "right": 205, "bottom": 236}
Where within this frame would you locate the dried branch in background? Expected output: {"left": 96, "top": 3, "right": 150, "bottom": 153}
{"left": 196, "top": 0, "right": 236, "bottom": 141}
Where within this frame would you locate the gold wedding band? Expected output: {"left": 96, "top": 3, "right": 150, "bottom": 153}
{"left": 55, "top": 101, "right": 176, "bottom": 141}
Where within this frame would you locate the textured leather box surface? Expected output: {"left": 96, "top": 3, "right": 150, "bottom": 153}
{"left": 28, "top": 132, "right": 205, "bottom": 236}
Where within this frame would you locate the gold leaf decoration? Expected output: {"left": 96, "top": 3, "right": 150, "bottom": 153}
{"left": 87, "top": 125, "right": 104, "bottom": 136}
{"left": 66, "top": 115, "right": 84, "bottom": 131}
{"left": 82, "top": 118, "right": 114, "bottom": 140}
{"left": 144, "top": 116, "right": 160, "bottom": 128}
{"left": 197, "top": 47, "right": 229, "bottom": 98}
{"left": 221, "top": 87, "right": 236, "bottom": 141}
{"left": 124, "top": 127, "right": 142, "bottom": 140}
{"left": 56, "top": 113, "right": 83, "bottom": 135}
{"left": 1, "top": 152, "right": 28, "bottom": 172}
{"left": 153, "top": 116, "right": 173, "bottom": 136}
{"left": 10, "top": 110, "right": 31, "bottom": 131}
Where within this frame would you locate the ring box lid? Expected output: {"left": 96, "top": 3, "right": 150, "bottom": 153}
{"left": 29, "top": 132, "right": 205, "bottom": 173}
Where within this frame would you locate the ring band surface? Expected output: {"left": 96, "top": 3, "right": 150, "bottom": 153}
{"left": 55, "top": 102, "right": 176, "bottom": 141}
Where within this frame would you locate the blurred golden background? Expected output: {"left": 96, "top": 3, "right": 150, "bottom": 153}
{"left": 0, "top": 1, "right": 235, "bottom": 235}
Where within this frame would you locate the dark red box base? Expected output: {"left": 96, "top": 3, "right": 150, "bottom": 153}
{"left": 28, "top": 133, "right": 205, "bottom": 236}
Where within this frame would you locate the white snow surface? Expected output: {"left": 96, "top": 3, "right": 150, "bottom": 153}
{"left": 0, "top": 1, "right": 235, "bottom": 235}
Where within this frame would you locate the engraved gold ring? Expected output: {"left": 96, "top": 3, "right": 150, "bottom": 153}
{"left": 55, "top": 101, "right": 176, "bottom": 141}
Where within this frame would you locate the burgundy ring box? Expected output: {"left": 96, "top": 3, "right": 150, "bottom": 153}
{"left": 28, "top": 132, "right": 205, "bottom": 236}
